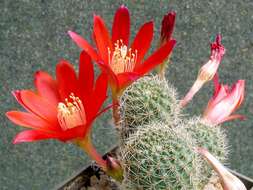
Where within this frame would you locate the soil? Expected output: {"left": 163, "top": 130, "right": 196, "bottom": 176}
{"left": 61, "top": 164, "right": 223, "bottom": 190}
{"left": 61, "top": 164, "right": 120, "bottom": 190}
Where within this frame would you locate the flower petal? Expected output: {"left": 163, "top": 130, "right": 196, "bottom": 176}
{"left": 180, "top": 80, "right": 205, "bottom": 107}
{"left": 131, "top": 21, "right": 154, "bottom": 67}
{"left": 68, "top": 31, "right": 100, "bottom": 61}
{"left": 112, "top": 5, "right": 130, "bottom": 46}
{"left": 56, "top": 60, "right": 78, "bottom": 99}
{"left": 213, "top": 73, "right": 221, "bottom": 96}
{"left": 134, "top": 39, "right": 176, "bottom": 76}
{"left": 117, "top": 72, "right": 140, "bottom": 91}
{"left": 12, "top": 90, "right": 30, "bottom": 111}
{"left": 13, "top": 130, "right": 59, "bottom": 144}
{"left": 34, "top": 71, "right": 60, "bottom": 107}
{"left": 87, "top": 73, "right": 108, "bottom": 121}
{"left": 6, "top": 111, "right": 57, "bottom": 132}
{"left": 97, "top": 61, "right": 119, "bottom": 92}
{"left": 20, "top": 90, "right": 58, "bottom": 124}
{"left": 203, "top": 79, "right": 245, "bottom": 125}
{"left": 78, "top": 51, "right": 94, "bottom": 99}
{"left": 219, "top": 114, "right": 246, "bottom": 124}
{"left": 160, "top": 11, "right": 176, "bottom": 44}
{"left": 197, "top": 147, "right": 247, "bottom": 190}
{"left": 93, "top": 15, "right": 112, "bottom": 63}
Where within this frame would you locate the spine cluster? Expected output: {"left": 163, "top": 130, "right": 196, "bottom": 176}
{"left": 119, "top": 76, "right": 228, "bottom": 190}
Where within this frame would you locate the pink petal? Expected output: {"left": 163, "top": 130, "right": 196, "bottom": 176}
{"left": 219, "top": 114, "right": 246, "bottom": 124}
{"left": 197, "top": 147, "right": 247, "bottom": 190}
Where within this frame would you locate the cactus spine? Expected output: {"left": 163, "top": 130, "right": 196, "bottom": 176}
{"left": 120, "top": 123, "right": 201, "bottom": 190}
{"left": 185, "top": 117, "right": 228, "bottom": 187}
{"left": 120, "top": 76, "right": 180, "bottom": 137}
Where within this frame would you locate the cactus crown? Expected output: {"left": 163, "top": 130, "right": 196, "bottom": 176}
{"left": 120, "top": 75, "right": 180, "bottom": 137}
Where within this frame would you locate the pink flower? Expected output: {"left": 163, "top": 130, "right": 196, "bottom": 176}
{"left": 203, "top": 74, "right": 245, "bottom": 125}
{"left": 197, "top": 147, "right": 247, "bottom": 190}
{"left": 180, "top": 34, "right": 225, "bottom": 107}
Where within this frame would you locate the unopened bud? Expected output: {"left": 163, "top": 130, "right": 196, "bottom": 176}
{"left": 106, "top": 155, "right": 124, "bottom": 182}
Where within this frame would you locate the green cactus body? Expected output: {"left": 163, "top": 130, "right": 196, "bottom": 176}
{"left": 120, "top": 76, "right": 180, "bottom": 137}
{"left": 120, "top": 123, "right": 201, "bottom": 190}
{"left": 185, "top": 117, "right": 228, "bottom": 187}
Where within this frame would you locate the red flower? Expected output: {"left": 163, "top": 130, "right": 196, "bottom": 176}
{"left": 68, "top": 5, "right": 176, "bottom": 97}
{"left": 203, "top": 74, "right": 245, "bottom": 125}
{"left": 6, "top": 51, "right": 108, "bottom": 143}
{"left": 180, "top": 34, "right": 225, "bottom": 107}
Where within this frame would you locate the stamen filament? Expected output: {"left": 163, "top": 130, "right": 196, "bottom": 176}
{"left": 57, "top": 93, "right": 86, "bottom": 130}
{"left": 108, "top": 39, "right": 138, "bottom": 74}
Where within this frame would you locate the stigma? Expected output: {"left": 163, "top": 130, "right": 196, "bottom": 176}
{"left": 108, "top": 39, "right": 138, "bottom": 74}
{"left": 57, "top": 93, "right": 86, "bottom": 131}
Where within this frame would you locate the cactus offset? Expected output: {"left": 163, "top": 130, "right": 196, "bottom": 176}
{"left": 120, "top": 76, "right": 180, "bottom": 137}
{"left": 120, "top": 123, "right": 201, "bottom": 190}
{"left": 185, "top": 117, "right": 228, "bottom": 187}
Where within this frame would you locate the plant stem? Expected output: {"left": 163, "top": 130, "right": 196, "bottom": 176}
{"left": 112, "top": 97, "right": 121, "bottom": 129}
{"left": 76, "top": 135, "right": 107, "bottom": 170}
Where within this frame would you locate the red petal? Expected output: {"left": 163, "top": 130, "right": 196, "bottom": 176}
{"left": 6, "top": 111, "right": 58, "bottom": 132}
{"left": 78, "top": 51, "right": 94, "bottom": 99}
{"left": 13, "top": 125, "right": 89, "bottom": 144}
{"left": 12, "top": 90, "right": 30, "bottom": 111}
{"left": 56, "top": 60, "right": 78, "bottom": 99}
{"left": 57, "top": 125, "right": 88, "bottom": 141}
{"left": 112, "top": 5, "right": 130, "bottom": 46}
{"left": 131, "top": 21, "right": 154, "bottom": 67}
{"left": 135, "top": 39, "right": 176, "bottom": 76}
{"left": 34, "top": 71, "right": 60, "bottom": 107}
{"left": 68, "top": 31, "right": 100, "bottom": 61}
{"left": 117, "top": 72, "right": 140, "bottom": 90}
{"left": 20, "top": 90, "right": 58, "bottom": 124}
{"left": 160, "top": 11, "right": 176, "bottom": 43}
{"left": 97, "top": 62, "right": 119, "bottom": 92}
{"left": 93, "top": 15, "right": 112, "bottom": 63}
{"left": 87, "top": 73, "right": 108, "bottom": 121}
{"left": 13, "top": 130, "right": 59, "bottom": 144}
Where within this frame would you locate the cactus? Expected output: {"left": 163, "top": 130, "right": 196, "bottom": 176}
{"left": 185, "top": 117, "right": 228, "bottom": 187}
{"left": 120, "top": 76, "right": 180, "bottom": 137}
{"left": 120, "top": 122, "right": 202, "bottom": 190}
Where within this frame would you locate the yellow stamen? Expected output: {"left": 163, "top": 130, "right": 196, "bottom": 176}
{"left": 57, "top": 93, "right": 86, "bottom": 130}
{"left": 108, "top": 39, "right": 138, "bottom": 74}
